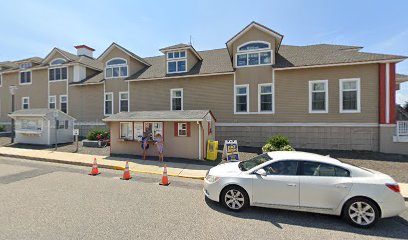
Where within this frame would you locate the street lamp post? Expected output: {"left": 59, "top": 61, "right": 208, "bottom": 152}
{"left": 9, "top": 85, "right": 18, "bottom": 144}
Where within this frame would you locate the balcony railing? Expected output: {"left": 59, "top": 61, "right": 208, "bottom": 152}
{"left": 396, "top": 121, "right": 408, "bottom": 137}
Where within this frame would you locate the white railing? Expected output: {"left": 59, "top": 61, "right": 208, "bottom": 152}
{"left": 396, "top": 121, "right": 408, "bottom": 137}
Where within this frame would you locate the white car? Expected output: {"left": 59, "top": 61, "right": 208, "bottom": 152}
{"left": 204, "top": 151, "right": 406, "bottom": 228}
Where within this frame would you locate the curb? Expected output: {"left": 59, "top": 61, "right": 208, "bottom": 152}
{"left": 0, "top": 153, "right": 205, "bottom": 180}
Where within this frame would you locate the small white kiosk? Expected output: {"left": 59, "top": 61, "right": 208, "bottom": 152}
{"left": 8, "top": 109, "right": 76, "bottom": 145}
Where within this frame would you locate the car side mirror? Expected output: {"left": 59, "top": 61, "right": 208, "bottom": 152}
{"left": 255, "top": 169, "right": 267, "bottom": 176}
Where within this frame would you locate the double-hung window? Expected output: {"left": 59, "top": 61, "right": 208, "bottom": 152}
{"left": 120, "top": 122, "right": 133, "bottom": 139}
{"left": 49, "top": 96, "right": 56, "bottom": 109}
{"left": 309, "top": 80, "right": 328, "bottom": 113}
{"left": 119, "top": 92, "right": 129, "bottom": 112}
{"left": 22, "top": 97, "right": 30, "bottom": 109}
{"left": 340, "top": 78, "right": 360, "bottom": 113}
{"left": 235, "top": 85, "right": 249, "bottom": 113}
{"left": 178, "top": 123, "right": 187, "bottom": 136}
{"left": 20, "top": 71, "right": 32, "bottom": 84}
{"left": 170, "top": 88, "right": 183, "bottom": 111}
{"left": 105, "top": 58, "right": 128, "bottom": 78}
{"left": 49, "top": 58, "right": 67, "bottom": 81}
{"left": 167, "top": 51, "right": 187, "bottom": 73}
{"left": 104, "top": 92, "right": 113, "bottom": 115}
{"left": 236, "top": 41, "right": 272, "bottom": 67}
{"left": 60, "top": 95, "right": 68, "bottom": 113}
{"left": 258, "top": 83, "right": 273, "bottom": 112}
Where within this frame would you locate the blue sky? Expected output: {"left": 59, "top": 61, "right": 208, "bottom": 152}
{"left": 1, "top": 0, "right": 408, "bottom": 102}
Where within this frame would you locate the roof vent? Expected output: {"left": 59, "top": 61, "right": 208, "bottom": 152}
{"left": 74, "top": 45, "right": 95, "bottom": 58}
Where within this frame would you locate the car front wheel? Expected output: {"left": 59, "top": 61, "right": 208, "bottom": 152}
{"left": 343, "top": 197, "right": 379, "bottom": 228}
{"left": 221, "top": 186, "right": 249, "bottom": 212}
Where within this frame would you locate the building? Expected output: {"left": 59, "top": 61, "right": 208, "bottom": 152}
{"left": 0, "top": 21, "right": 407, "bottom": 154}
{"left": 8, "top": 109, "right": 75, "bottom": 145}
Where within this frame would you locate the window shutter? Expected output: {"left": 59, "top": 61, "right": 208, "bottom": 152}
{"left": 174, "top": 122, "right": 178, "bottom": 137}
{"left": 187, "top": 122, "right": 191, "bottom": 137}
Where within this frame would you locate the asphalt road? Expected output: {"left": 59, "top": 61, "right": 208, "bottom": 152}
{"left": 0, "top": 157, "right": 407, "bottom": 240}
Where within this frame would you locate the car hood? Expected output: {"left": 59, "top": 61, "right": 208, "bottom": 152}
{"left": 208, "top": 162, "right": 242, "bottom": 177}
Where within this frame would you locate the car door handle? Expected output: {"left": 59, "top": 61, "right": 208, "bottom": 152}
{"left": 287, "top": 183, "right": 297, "bottom": 187}
{"left": 335, "top": 184, "right": 348, "bottom": 188}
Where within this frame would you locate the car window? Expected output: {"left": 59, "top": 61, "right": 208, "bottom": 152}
{"left": 302, "top": 161, "right": 350, "bottom": 177}
{"left": 263, "top": 161, "right": 298, "bottom": 176}
{"left": 238, "top": 153, "right": 271, "bottom": 171}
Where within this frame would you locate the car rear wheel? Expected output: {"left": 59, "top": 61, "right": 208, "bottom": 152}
{"left": 221, "top": 186, "right": 249, "bottom": 212}
{"left": 343, "top": 197, "right": 379, "bottom": 228}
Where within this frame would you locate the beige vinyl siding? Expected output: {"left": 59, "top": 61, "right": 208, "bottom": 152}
{"left": 129, "top": 75, "right": 234, "bottom": 121}
{"left": 186, "top": 50, "right": 198, "bottom": 71}
{"left": 99, "top": 46, "right": 146, "bottom": 76}
{"left": 68, "top": 84, "right": 104, "bottom": 122}
{"left": 44, "top": 51, "right": 69, "bottom": 64}
{"left": 0, "top": 69, "right": 48, "bottom": 122}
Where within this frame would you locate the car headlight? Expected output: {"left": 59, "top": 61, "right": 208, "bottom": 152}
{"left": 205, "top": 175, "right": 220, "bottom": 183}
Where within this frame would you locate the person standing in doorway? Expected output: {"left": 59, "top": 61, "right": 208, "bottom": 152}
{"left": 154, "top": 133, "right": 164, "bottom": 162}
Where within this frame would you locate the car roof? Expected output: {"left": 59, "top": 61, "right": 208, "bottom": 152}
{"left": 266, "top": 151, "right": 341, "bottom": 164}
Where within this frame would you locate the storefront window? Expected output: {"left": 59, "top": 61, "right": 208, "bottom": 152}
{"left": 120, "top": 122, "right": 133, "bottom": 139}
{"left": 143, "top": 122, "right": 163, "bottom": 140}
{"left": 20, "top": 119, "right": 42, "bottom": 131}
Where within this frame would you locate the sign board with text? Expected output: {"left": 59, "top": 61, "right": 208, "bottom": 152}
{"left": 73, "top": 129, "right": 79, "bottom": 136}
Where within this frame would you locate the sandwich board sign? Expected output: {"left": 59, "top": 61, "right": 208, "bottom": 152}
{"left": 73, "top": 129, "right": 79, "bottom": 136}
{"left": 222, "top": 140, "right": 240, "bottom": 161}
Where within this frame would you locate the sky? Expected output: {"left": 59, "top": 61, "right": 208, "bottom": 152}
{"left": 1, "top": 0, "right": 408, "bottom": 103}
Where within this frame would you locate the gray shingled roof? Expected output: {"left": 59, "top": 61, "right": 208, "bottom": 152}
{"left": 397, "top": 73, "right": 408, "bottom": 79}
{"left": 103, "top": 110, "right": 212, "bottom": 122}
{"left": 8, "top": 108, "right": 76, "bottom": 120}
{"left": 273, "top": 44, "right": 406, "bottom": 68}
{"left": 127, "top": 48, "right": 233, "bottom": 80}
{"left": 159, "top": 43, "right": 191, "bottom": 51}
{"left": 70, "top": 72, "right": 104, "bottom": 85}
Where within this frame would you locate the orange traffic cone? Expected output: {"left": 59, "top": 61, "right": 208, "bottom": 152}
{"left": 121, "top": 161, "right": 132, "bottom": 180}
{"left": 90, "top": 158, "right": 100, "bottom": 176}
{"left": 159, "top": 164, "right": 170, "bottom": 186}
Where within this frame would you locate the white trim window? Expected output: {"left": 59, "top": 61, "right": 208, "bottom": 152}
{"left": 60, "top": 95, "right": 68, "bottom": 113}
{"left": 49, "top": 58, "right": 68, "bottom": 81}
{"left": 120, "top": 122, "right": 133, "bottom": 139}
{"left": 178, "top": 122, "right": 187, "bottom": 136}
{"left": 104, "top": 92, "right": 113, "bottom": 115}
{"left": 119, "top": 92, "right": 129, "bottom": 112}
{"left": 21, "top": 97, "right": 30, "bottom": 109}
{"left": 309, "top": 80, "right": 328, "bottom": 113}
{"left": 235, "top": 85, "right": 249, "bottom": 113}
{"left": 258, "top": 83, "right": 273, "bottom": 112}
{"left": 49, "top": 96, "right": 56, "bottom": 109}
{"left": 170, "top": 88, "right": 183, "bottom": 111}
{"left": 19, "top": 63, "right": 32, "bottom": 69}
{"left": 19, "top": 70, "right": 32, "bottom": 84}
{"left": 167, "top": 50, "right": 187, "bottom": 74}
{"left": 105, "top": 58, "right": 128, "bottom": 79}
{"left": 340, "top": 78, "right": 361, "bottom": 113}
{"left": 236, "top": 41, "right": 273, "bottom": 67}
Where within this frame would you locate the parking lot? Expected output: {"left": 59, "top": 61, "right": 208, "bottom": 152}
{"left": 0, "top": 157, "right": 407, "bottom": 240}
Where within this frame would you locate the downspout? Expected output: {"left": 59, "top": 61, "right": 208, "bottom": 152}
{"left": 197, "top": 121, "right": 202, "bottom": 160}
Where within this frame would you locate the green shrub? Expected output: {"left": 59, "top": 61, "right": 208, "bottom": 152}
{"left": 0, "top": 125, "right": 5, "bottom": 132}
{"left": 87, "top": 128, "right": 110, "bottom": 140}
{"left": 262, "top": 135, "right": 295, "bottom": 152}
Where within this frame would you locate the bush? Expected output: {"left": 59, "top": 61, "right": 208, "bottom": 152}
{"left": 87, "top": 128, "right": 110, "bottom": 141}
{"left": 0, "top": 125, "right": 5, "bottom": 132}
{"left": 262, "top": 135, "right": 295, "bottom": 152}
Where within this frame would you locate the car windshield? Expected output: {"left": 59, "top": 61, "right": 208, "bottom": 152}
{"left": 238, "top": 154, "right": 271, "bottom": 171}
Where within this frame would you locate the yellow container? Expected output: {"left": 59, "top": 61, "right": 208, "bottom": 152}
{"left": 206, "top": 140, "right": 219, "bottom": 161}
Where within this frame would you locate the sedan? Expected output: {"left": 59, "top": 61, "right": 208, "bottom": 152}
{"left": 203, "top": 151, "right": 406, "bottom": 228}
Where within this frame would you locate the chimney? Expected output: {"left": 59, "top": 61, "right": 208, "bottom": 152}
{"left": 74, "top": 45, "right": 95, "bottom": 58}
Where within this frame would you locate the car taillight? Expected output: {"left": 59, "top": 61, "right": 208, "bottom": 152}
{"left": 386, "top": 183, "right": 400, "bottom": 193}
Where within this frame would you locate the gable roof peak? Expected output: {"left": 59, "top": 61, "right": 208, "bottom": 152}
{"left": 97, "top": 42, "right": 151, "bottom": 66}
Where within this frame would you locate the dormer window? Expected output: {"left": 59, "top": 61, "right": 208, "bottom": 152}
{"left": 19, "top": 63, "right": 32, "bottom": 69}
{"left": 167, "top": 51, "right": 187, "bottom": 74}
{"left": 236, "top": 41, "right": 272, "bottom": 67}
{"left": 50, "top": 58, "right": 66, "bottom": 65}
{"left": 49, "top": 58, "right": 68, "bottom": 81}
{"left": 105, "top": 58, "right": 128, "bottom": 79}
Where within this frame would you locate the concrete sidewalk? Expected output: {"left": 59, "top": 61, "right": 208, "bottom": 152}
{"left": 0, "top": 147, "right": 212, "bottom": 179}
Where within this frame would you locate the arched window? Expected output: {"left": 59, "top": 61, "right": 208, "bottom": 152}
{"left": 50, "top": 58, "right": 66, "bottom": 65}
{"left": 236, "top": 41, "right": 272, "bottom": 67}
{"left": 106, "top": 58, "right": 128, "bottom": 78}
